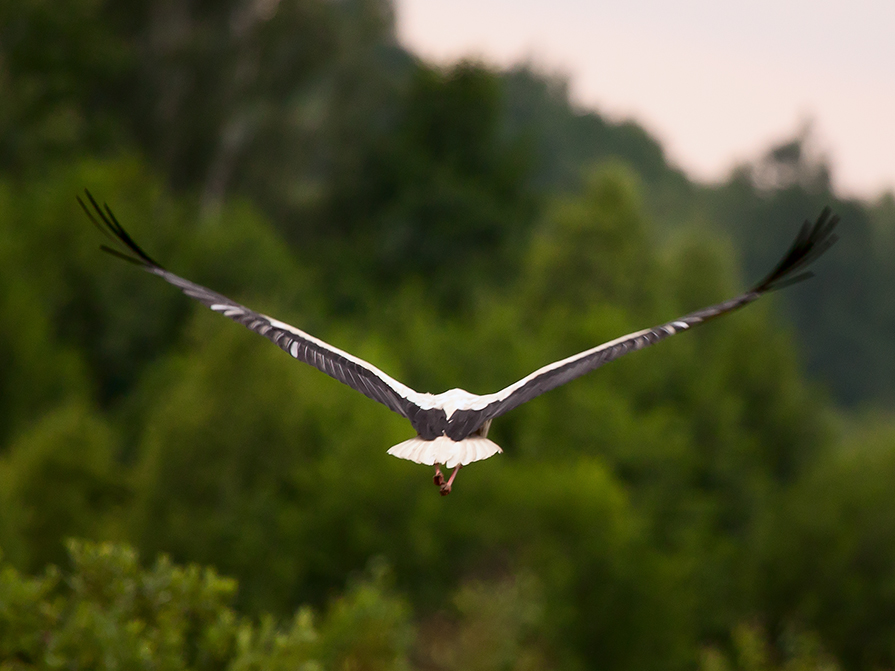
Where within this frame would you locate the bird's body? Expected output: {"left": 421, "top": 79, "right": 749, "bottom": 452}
{"left": 80, "top": 192, "right": 839, "bottom": 494}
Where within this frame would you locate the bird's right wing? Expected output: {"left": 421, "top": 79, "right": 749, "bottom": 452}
{"left": 468, "top": 208, "right": 839, "bottom": 424}
{"left": 79, "top": 191, "right": 433, "bottom": 423}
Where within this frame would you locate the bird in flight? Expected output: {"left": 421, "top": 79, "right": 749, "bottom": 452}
{"left": 80, "top": 192, "right": 838, "bottom": 495}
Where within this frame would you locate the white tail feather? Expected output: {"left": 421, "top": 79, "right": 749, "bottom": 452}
{"left": 387, "top": 435, "right": 503, "bottom": 468}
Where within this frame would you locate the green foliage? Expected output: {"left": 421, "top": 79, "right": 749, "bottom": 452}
{"left": 0, "top": 540, "right": 412, "bottom": 670}
{"left": 500, "top": 66, "right": 690, "bottom": 198}
{"left": 700, "top": 623, "right": 840, "bottom": 671}
{"left": 524, "top": 165, "right": 657, "bottom": 314}
{"left": 1, "top": 3, "right": 892, "bottom": 669}
{"left": 416, "top": 574, "right": 549, "bottom": 671}
{"left": 315, "top": 560, "right": 413, "bottom": 671}
{"left": 126, "top": 299, "right": 684, "bottom": 665}
{"left": 0, "top": 540, "right": 241, "bottom": 669}
{"left": 756, "top": 419, "right": 895, "bottom": 669}
{"left": 0, "top": 217, "right": 88, "bottom": 445}
{"left": 0, "top": 0, "right": 396, "bottom": 206}
{"left": 0, "top": 149, "right": 844, "bottom": 670}
{"left": 0, "top": 403, "right": 125, "bottom": 571}
{"left": 0, "top": 0, "right": 132, "bottom": 172}
{"left": 702, "top": 133, "right": 893, "bottom": 406}
{"left": 0, "top": 158, "right": 186, "bottom": 403}
{"left": 321, "top": 60, "right": 536, "bottom": 307}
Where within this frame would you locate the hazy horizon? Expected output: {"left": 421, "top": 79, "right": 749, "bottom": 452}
{"left": 396, "top": 0, "right": 895, "bottom": 199}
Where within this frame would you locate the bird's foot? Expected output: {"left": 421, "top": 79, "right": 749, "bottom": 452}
{"left": 439, "top": 464, "right": 462, "bottom": 496}
{"left": 433, "top": 466, "right": 445, "bottom": 487}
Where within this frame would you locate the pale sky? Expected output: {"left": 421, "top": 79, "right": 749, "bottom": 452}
{"left": 395, "top": 0, "right": 895, "bottom": 199}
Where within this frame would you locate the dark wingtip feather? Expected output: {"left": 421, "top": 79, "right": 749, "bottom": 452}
{"left": 751, "top": 207, "right": 839, "bottom": 293}
{"left": 78, "top": 190, "right": 163, "bottom": 270}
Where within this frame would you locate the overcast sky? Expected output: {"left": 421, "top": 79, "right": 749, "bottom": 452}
{"left": 395, "top": 0, "right": 895, "bottom": 199}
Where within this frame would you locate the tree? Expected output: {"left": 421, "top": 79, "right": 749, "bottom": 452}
{"left": 755, "top": 420, "right": 895, "bottom": 670}
{"left": 0, "top": 539, "right": 412, "bottom": 670}
{"left": 319, "top": 60, "right": 537, "bottom": 307}
{"left": 0, "top": 403, "right": 124, "bottom": 571}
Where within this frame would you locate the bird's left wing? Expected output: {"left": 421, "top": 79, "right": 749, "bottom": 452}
{"left": 464, "top": 208, "right": 839, "bottom": 426}
{"left": 79, "top": 191, "right": 431, "bottom": 421}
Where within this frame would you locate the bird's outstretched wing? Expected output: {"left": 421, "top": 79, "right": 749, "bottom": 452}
{"left": 79, "top": 191, "right": 433, "bottom": 424}
{"left": 460, "top": 208, "right": 840, "bottom": 426}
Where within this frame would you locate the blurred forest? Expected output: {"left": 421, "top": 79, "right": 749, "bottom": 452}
{"left": 1, "top": 0, "right": 894, "bottom": 669}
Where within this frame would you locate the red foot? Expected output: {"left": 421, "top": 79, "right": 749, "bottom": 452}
{"left": 438, "top": 464, "right": 462, "bottom": 496}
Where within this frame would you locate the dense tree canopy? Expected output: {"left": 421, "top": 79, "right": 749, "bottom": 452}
{"left": 0, "top": 0, "right": 892, "bottom": 669}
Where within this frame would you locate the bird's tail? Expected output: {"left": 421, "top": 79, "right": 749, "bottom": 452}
{"left": 388, "top": 435, "right": 503, "bottom": 468}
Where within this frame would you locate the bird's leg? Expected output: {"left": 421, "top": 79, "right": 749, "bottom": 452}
{"left": 433, "top": 465, "right": 445, "bottom": 487}
{"left": 439, "top": 464, "right": 462, "bottom": 496}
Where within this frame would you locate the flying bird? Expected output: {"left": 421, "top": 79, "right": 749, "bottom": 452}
{"left": 80, "top": 192, "right": 838, "bottom": 495}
